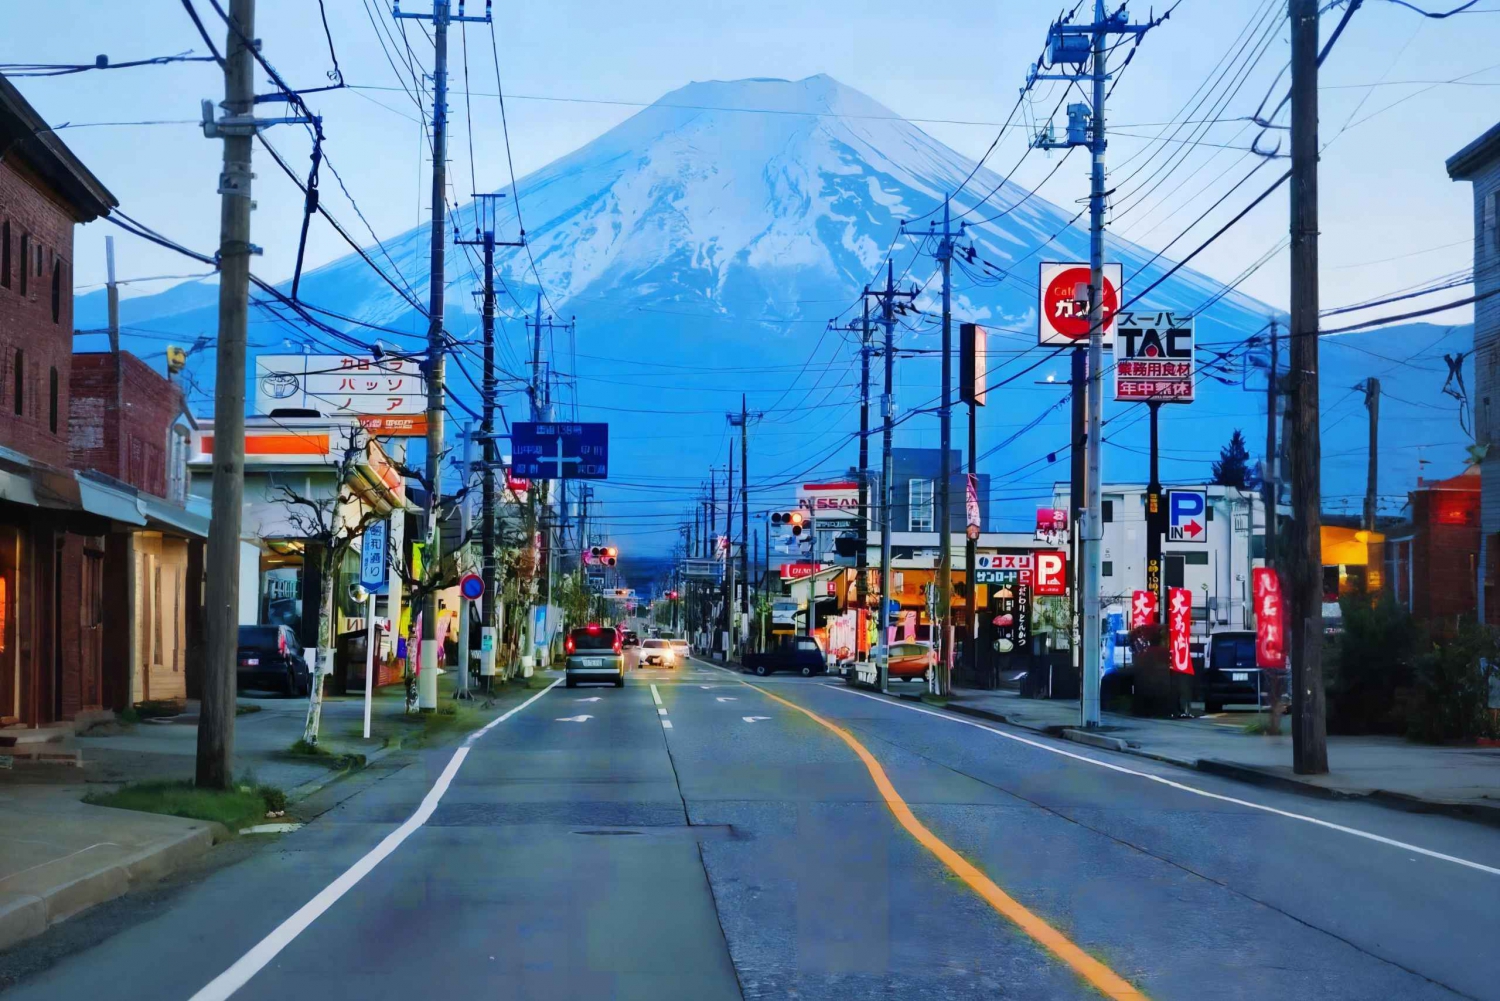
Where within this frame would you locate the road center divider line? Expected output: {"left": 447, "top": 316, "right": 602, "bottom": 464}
{"left": 829, "top": 685, "right": 1500, "bottom": 878}
{"left": 743, "top": 681, "right": 1148, "bottom": 1001}
{"left": 650, "top": 683, "right": 664, "bottom": 707}
{"left": 188, "top": 677, "right": 564, "bottom": 1001}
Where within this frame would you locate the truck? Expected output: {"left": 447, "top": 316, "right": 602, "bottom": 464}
{"left": 741, "top": 635, "right": 827, "bottom": 677}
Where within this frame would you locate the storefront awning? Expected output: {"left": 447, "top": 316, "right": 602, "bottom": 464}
{"left": 77, "top": 475, "right": 148, "bottom": 526}
{"left": 138, "top": 493, "right": 209, "bottom": 538}
{"left": 0, "top": 445, "right": 83, "bottom": 511}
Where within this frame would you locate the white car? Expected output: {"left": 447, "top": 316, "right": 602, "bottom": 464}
{"left": 668, "top": 638, "right": 691, "bottom": 664}
{"left": 640, "top": 638, "right": 676, "bottom": 668}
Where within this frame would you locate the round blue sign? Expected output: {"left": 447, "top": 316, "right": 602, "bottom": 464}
{"left": 459, "top": 573, "right": 484, "bottom": 600}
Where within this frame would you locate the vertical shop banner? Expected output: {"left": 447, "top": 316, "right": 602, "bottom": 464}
{"left": 1252, "top": 567, "right": 1286, "bottom": 668}
{"left": 965, "top": 473, "right": 981, "bottom": 540}
{"left": 1168, "top": 587, "right": 1193, "bottom": 674}
{"left": 1131, "top": 589, "right": 1159, "bottom": 629}
{"left": 989, "top": 579, "right": 1030, "bottom": 654}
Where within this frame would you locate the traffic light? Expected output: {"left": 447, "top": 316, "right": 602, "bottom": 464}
{"left": 771, "top": 510, "right": 806, "bottom": 536}
{"left": 588, "top": 545, "right": 618, "bottom": 566}
{"left": 668, "top": 590, "right": 679, "bottom": 600}
{"left": 604, "top": 546, "right": 617, "bottom": 567}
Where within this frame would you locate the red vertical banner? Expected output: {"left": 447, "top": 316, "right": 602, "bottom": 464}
{"left": 1130, "top": 589, "right": 1159, "bottom": 629}
{"left": 1168, "top": 587, "right": 1193, "bottom": 674}
{"left": 1252, "top": 567, "right": 1286, "bottom": 668}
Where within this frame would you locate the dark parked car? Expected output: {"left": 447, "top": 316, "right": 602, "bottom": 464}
{"left": 1202, "top": 630, "right": 1285, "bottom": 713}
{"left": 564, "top": 624, "right": 625, "bottom": 688}
{"left": 237, "top": 624, "right": 311, "bottom": 696}
{"left": 743, "top": 635, "right": 826, "bottom": 677}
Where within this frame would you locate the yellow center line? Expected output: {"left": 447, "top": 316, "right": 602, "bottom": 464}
{"left": 742, "top": 679, "right": 1148, "bottom": 1001}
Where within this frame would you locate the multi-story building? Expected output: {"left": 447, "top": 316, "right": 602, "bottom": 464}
{"left": 1446, "top": 121, "right": 1500, "bottom": 617}
{"left": 0, "top": 75, "right": 117, "bottom": 729}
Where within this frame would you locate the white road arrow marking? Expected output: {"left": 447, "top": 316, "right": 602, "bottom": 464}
{"left": 699, "top": 685, "right": 716, "bottom": 690}
{"left": 575, "top": 697, "right": 602, "bottom": 702}
{"left": 555, "top": 715, "right": 594, "bottom": 723}
{"left": 742, "top": 716, "right": 771, "bottom": 723}
{"left": 715, "top": 697, "right": 738, "bottom": 703}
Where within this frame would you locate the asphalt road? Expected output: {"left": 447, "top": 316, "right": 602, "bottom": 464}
{"left": 5, "top": 657, "right": 1497, "bottom": 1000}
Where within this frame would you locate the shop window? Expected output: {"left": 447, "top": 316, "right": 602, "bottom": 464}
{"left": 1102, "top": 561, "right": 1113, "bottom": 577}
{"left": 1184, "top": 551, "right": 1209, "bottom": 566}
{"left": 1166, "top": 555, "right": 1185, "bottom": 589}
{"left": 1102, "top": 500, "right": 1114, "bottom": 523}
{"left": 51, "top": 260, "right": 61, "bottom": 323}
{"left": 167, "top": 422, "right": 191, "bottom": 503}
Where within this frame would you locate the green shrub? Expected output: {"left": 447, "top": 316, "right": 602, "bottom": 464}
{"left": 1406, "top": 623, "right": 1496, "bottom": 744}
{"left": 1325, "top": 595, "right": 1420, "bottom": 735}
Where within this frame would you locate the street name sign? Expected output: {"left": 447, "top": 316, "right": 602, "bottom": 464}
{"left": 510, "top": 422, "right": 610, "bottom": 480}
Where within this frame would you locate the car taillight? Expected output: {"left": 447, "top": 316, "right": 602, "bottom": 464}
{"left": 613, "top": 639, "right": 622, "bottom": 654}
{"left": 565, "top": 636, "right": 575, "bottom": 654}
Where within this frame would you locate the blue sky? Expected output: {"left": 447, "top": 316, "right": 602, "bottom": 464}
{"left": 4, "top": 0, "right": 1496, "bottom": 324}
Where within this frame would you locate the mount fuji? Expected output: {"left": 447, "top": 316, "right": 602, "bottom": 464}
{"left": 78, "top": 75, "right": 1472, "bottom": 550}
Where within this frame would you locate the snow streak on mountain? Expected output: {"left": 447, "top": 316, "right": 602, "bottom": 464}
{"left": 78, "top": 75, "right": 1471, "bottom": 546}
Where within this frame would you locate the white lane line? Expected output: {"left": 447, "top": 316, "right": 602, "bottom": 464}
{"left": 662, "top": 719, "right": 674, "bottom": 730}
{"left": 650, "top": 683, "right": 664, "bottom": 707}
{"left": 189, "top": 678, "right": 563, "bottom": 1001}
{"left": 657, "top": 707, "right": 668, "bottom": 716}
{"left": 828, "top": 685, "right": 1500, "bottom": 878}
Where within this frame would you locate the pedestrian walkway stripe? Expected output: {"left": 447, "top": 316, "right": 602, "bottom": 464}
{"left": 830, "top": 685, "right": 1500, "bottom": 879}
{"left": 187, "top": 678, "right": 564, "bottom": 1001}
{"left": 743, "top": 681, "right": 1148, "bottom": 1001}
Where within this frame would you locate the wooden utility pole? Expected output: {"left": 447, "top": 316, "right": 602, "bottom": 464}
{"left": 1287, "top": 0, "right": 1329, "bottom": 774}
{"left": 197, "top": 0, "right": 257, "bottom": 789}
{"left": 1362, "top": 377, "right": 1380, "bottom": 532}
{"left": 936, "top": 196, "right": 955, "bottom": 696}
{"left": 1265, "top": 320, "right": 1278, "bottom": 569}
{"left": 857, "top": 298, "right": 872, "bottom": 616}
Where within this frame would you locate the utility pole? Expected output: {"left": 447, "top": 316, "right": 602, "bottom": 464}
{"left": 857, "top": 297, "right": 872, "bottom": 623}
{"left": 196, "top": 0, "right": 258, "bottom": 789}
{"left": 727, "top": 398, "right": 761, "bottom": 657}
{"left": 937, "top": 198, "right": 957, "bottom": 695}
{"left": 1362, "top": 377, "right": 1380, "bottom": 532}
{"left": 1265, "top": 320, "right": 1279, "bottom": 569}
{"left": 723, "top": 456, "right": 734, "bottom": 659}
{"left": 1288, "top": 0, "right": 1329, "bottom": 774}
{"left": 1029, "top": 1, "right": 1160, "bottom": 727}
{"left": 867, "top": 261, "right": 917, "bottom": 692}
{"left": 456, "top": 193, "right": 521, "bottom": 691}
{"left": 395, "top": 0, "right": 489, "bottom": 709}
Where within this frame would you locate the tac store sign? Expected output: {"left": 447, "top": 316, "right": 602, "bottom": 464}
{"left": 1038, "top": 262, "right": 1123, "bottom": 347}
{"left": 1114, "top": 311, "right": 1195, "bottom": 403}
{"left": 1253, "top": 567, "right": 1286, "bottom": 669}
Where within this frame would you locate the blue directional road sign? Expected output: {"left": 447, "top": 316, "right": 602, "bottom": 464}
{"left": 1167, "top": 490, "right": 1207, "bottom": 543}
{"left": 510, "top": 422, "right": 609, "bottom": 480}
{"left": 360, "top": 518, "right": 389, "bottom": 593}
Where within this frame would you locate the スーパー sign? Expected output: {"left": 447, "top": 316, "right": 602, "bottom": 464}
{"left": 1038, "top": 262, "right": 1123, "bottom": 347}
{"left": 1114, "top": 311, "right": 1195, "bottom": 403}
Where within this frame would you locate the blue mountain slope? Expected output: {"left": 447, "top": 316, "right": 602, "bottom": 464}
{"left": 80, "top": 76, "right": 1472, "bottom": 548}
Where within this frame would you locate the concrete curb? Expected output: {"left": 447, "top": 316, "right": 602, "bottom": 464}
{"left": 0, "top": 822, "right": 223, "bottom": 953}
{"left": 936, "top": 700, "right": 1500, "bottom": 829}
{"left": 286, "top": 743, "right": 401, "bottom": 804}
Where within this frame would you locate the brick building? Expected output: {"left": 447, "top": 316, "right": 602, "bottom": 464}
{"left": 0, "top": 74, "right": 118, "bottom": 728}
{"left": 1385, "top": 468, "right": 1497, "bottom": 626}
{"left": 69, "top": 352, "right": 207, "bottom": 708}
{"left": 1446, "top": 121, "right": 1500, "bottom": 618}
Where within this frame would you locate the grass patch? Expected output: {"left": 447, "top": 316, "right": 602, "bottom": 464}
{"left": 134, "top": 699, "right": 184, "bottom": 719}
{"left": 919, "top": 693, "right": 951, "bottom": 707}
{"left": 288, "top": 737, "right": 330, "bottom": 757}
{"left": 236, "top": 703, "right": 262, "bottom": 716}
{"left": 85, "top": 780, "right": 284, "bottom": 833}
{"left": 1241, "top": 713, "right": 1285, "bottom": 735}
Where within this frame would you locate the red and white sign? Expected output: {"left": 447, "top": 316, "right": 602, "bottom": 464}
{"left": 1035, "top": 507, "right": 1068, "bottom": 541}
{"left": 780, "top": 563, "right": 817, "bottom": 580}
{"left": 1039, "top": 262, "right": 1123, "bottom": 347}
{"left": 1252, "top": 568, "right": 1286, "bottom": 669}
{"left": 1114, "top": 312, "right": 1195, "bottom": 403}
{"left": 255, "top": 354, "right": 429, "bottom": 436}
{"left": 1035, "top": 551, "right": 1067, "bottom": 596}
{"left": 1168, "top": 587, "right": 1193, "bottom": 675}
{"left": 975, "top": 553, "right": 1033, "bottom": 571}
{"left": 1131, "top": 589, "right": 1159, "bottom": 630}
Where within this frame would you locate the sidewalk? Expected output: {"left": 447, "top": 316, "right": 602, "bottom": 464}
{"left": 0, "top": 671, "right": 555, "bottom": 952}
{"left": 938, "top": 686, "right": 1500, "bottom": 823}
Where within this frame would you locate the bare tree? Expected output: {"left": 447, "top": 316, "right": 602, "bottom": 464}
{"left": 273, "top": 426, "right": 391, "bottom": 745}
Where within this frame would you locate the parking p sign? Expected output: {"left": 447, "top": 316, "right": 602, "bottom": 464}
{"left": 1167, "top": 490, "right": 1207, "bottom": 543}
